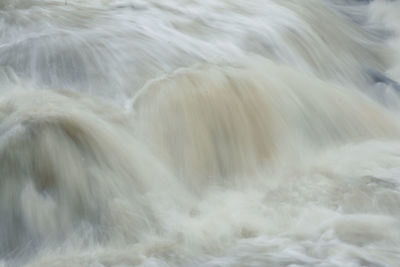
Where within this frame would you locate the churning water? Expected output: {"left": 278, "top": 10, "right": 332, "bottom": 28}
{"left": 1, "top": 0, "right": 400, "bottom": 266}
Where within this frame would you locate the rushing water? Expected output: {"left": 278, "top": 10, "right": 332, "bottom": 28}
{"left": 1, "top": 0, "right": 400, "bottom": 266}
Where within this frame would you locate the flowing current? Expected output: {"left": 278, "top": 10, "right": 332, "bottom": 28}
{"left": 1, "top": 0, "right": 400, "bottom": 266}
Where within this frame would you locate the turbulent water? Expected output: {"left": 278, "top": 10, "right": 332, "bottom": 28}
{"left": 1, "top": 0, "right": 400, "bottom": 266}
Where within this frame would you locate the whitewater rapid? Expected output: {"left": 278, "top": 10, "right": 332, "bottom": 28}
{"left": 1, "top": 0, "right": 400, "bottom": 266}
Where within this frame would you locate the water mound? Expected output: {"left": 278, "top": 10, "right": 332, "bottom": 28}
{"left": 133, "top": 60, "right": 398, "bottom": 184}
{"left": 0, "top": 90, "right": 181, "bottom": 259}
